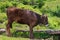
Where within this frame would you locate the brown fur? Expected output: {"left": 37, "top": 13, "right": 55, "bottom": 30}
{"left": 6, "top": 7, "right": 48, "bottom": 39}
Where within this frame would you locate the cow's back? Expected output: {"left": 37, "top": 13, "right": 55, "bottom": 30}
{"left": 6, "top": 7, "right": 37, "bottom": 25}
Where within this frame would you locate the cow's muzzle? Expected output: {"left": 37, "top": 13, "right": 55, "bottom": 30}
{"left": 45, "top": 24, "right": 49, "bottom": 27}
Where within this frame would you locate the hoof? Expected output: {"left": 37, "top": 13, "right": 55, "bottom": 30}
{"left": 30, "top": 36, "right": 34, "bottom": 39}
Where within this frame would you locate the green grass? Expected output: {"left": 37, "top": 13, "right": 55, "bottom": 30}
{"left": 0, "top": 31, "right": 51, "bottom": 40}
{"left": 0, "top": 35, "right": 29, "bottom": 40}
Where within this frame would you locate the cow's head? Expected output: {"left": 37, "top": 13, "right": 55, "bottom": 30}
{"left": 39, "top": 14, "right": 49, "bottom": 26}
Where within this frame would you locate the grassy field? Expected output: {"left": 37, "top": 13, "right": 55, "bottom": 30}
{"left": 0, "top": 35, "right": 53, "bottom": 40}
{"left": 0, "top": 35, "right": 29, "bottom": 40}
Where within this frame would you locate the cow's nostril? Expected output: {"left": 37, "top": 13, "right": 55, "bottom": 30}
{"left": 45, "top": 24, "right": 49, "bottom": 27}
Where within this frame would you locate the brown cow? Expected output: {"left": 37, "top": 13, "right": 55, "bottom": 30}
{"left": 6, "top": 7, "right": 48, "bottom": 39}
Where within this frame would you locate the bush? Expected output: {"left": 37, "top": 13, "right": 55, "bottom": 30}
{"left": 52, "top": 6, "right": 60, "bottom": 17}
{"left": 0, "top": 1, "right": 13, "bottom": 12}
{"left": 0, "top": 13, "right": 7, "bottom": 23}
{"left": 48, "top": 17, "right": 60, "bottom": 30}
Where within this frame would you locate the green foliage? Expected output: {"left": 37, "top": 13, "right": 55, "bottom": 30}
{"left": 48, "top": 17, "right": 60, "bottom": 30}
{"left": 0, "top": 35, "right": 29, "bottom": 40}
{"left": 0, "top": 13, "right": 7, "bottom": 23}
{"left": 34, "top": 0, "right": 45, "bottom": 8}
{"left": 0, "top": 0, "right": 45, "bottom": 13}
{"left": 40, "top": 0, "right": 60, "bottom": 17}
{"left": 12, "top": 31, "right": 51, "bottom": 39}
{"left": 53, "top": 6, "right": 60, "bottom": 17}
{"left": 0, "top": 1, "right": 13, "bottom": 12}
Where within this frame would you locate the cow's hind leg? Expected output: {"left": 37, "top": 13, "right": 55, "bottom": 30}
{"left": 6, "top": 20, "right": 13, "bottom": 37}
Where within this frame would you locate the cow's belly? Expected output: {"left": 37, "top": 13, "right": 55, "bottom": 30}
{"left": 17, "top": 21, "right": 26, "bottom": 24}
{"left": 16, "top": 19, "right": 29, "bottom": 24}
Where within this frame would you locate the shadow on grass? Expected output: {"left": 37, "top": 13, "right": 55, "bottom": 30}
{"left": 12, "top": 31, "right": 51, "bottom": 39}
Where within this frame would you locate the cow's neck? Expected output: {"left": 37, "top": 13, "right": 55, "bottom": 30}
{"left": 35, "top": 13, "right": 42, "bottom": 25}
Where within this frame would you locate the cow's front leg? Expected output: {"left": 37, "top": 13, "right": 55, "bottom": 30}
{"left": 6, "top": 21, "right": 12, "bottom": 37}
{"left": 29, "top": 21, "right": 36, "bottom": 39}
{"left": 29, "top": 27, "right": 34, "bottom": 39}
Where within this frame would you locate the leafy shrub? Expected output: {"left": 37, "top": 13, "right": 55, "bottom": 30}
{"left": 52, "top": 6, "right": 60, "bottom": 17}
{"left": 40, "top": 1, "right": 58, "bottom": 15}
{"left": 48, "top": 17, "right": 60, "bottom": 30}
{"left": 0, "top": 1, "right": 13, "bottom": 12}
{"left": 0, "top": 13, "right": 7, "bottom": 23}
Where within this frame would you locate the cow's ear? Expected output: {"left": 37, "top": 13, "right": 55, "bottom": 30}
{"left": 42, "top": 13, "right": 48, "bottom": 17}
{"left": 42, "top": 13, "right": 46, "bottom": 17}
{"left": 42, "top": 13, "right": 44, "bottom": 16}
